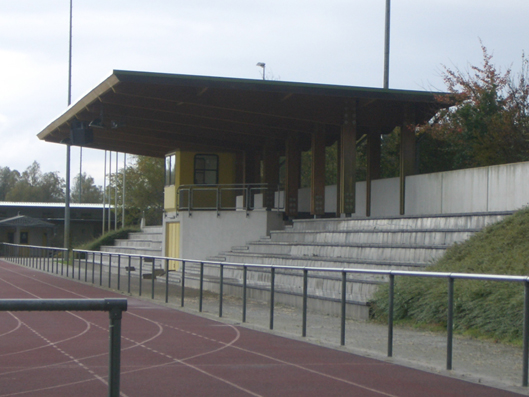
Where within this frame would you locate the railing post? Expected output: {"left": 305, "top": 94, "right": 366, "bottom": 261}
{"left": 447, "top": 276, "right": 454, "bottom": 371}
{"left": 127, "top": 256, "right": 132, "bottom": 294}
{"left": 139, "top": 256, "right": 143, "bottom": 296}
{"left": 523, "top": 280, "right": 529, "bottom": 387}
{"left": 181, "top": 261, "right": 186, "bottom": 307}
{"left": 341, "top": 271, "right": 347, "bottom": 346}
{"left": 117, "top": 255, "right": 121, "bottom": 291}
{"left": 99, "top": 253, "right": 103, "bottom": 286}
{"left": 199, "top": 262, "right": 204, "bottom": 312}
{"left": 165, "top": 259, "right": 170, "bottom": 303}
{"left": 108, "top": 254, "right": 112, "bottom": 288}
{"left": 302, "top": 268, "right": 308, "bottom": 337}
{"left": 242, "top": 266, "right": 247, "bottom": 323}
{"left": 92, "top": 252, "right": 96, "bottom": 283}
{"left": 151, "top": 258, "right": 156, "bottom": 299}
{"left": 84, "top": 251, "right": 88, "bottom": 282}
{"left": 270, "top": 267, "right": 275, "bottom": 330}
{"left": 388, "top": 274, "right": 395, "bottom": 357}
{"left": 219, "top": 264, "right": 224, "bottom": 317}
{"left": 108, "top": 304, "right": 124, "bottom": 397}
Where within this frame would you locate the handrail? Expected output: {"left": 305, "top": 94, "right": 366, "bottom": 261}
{"left": 176, "top": 183, "right": 284, "bottom": 213}
{"left": 3, "top": 242, "right": 529, "bottom": 387}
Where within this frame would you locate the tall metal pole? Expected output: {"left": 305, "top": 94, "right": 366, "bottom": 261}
{"left": 102, "top": 151, "right": 107, "bottom": 235}
{"left": 383, "top": 0, "right": 391, "bottom": 89}
{"left": 79, "top": 147, "right": 82, "bottom": 202}
{"left": 108, "top": 151, "right": 112, "bottom": 231}
{"left": 64, "top": 0, "right": 73, "bottom": 250}
{"left": 115, "top": 152, "right": 118, "bottom": 230}
{"left": 122, "top": 154, "right": 126, "bottom": 227}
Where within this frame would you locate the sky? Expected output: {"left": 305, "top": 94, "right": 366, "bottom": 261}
{"left": 1, "top": 0, "right": 528, "bottom": 187}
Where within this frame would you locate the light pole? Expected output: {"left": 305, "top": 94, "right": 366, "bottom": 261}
{"left": 383, "top": 0, "right": 391, "bottom": 89}
{"left": 64, "top": 0, "right": 73, "bottom": 251}
{"left": 256, "top": 62, "right": 266, "bottom": 80}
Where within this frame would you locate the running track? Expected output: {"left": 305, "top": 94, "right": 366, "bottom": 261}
{"left": 0, "top": 259, "right": 523, "bottom": 397}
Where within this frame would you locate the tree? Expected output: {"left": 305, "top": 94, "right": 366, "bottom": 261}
{"left": 109, "top": 155, "right": 164, "bottom": 226}
{"left": 0, "top": 167, "right": 20, "bottom": 201}
{"left": 417, "top": 44, "right": 529, "bottom": 170}
{"left": 71, "top": 173, "right": 103, "bottom": 203}
{"left": 5, "top": 162, "right": 64, "bottom": 202}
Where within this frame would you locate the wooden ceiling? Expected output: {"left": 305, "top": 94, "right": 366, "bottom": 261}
{"left": 38, "top": 70, "right": 445, "bottom": 157}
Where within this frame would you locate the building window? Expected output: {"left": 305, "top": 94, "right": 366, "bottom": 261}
{"left": 165, "top": 154, "right": 176, "bottom": 186}
{"left": 7, "top": 232, "right": 14, "bottom": 244}
{"left": 194, "top": 154, "right": 218, "bottom": 185}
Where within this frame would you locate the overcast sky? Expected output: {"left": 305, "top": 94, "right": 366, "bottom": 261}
{"left": 1, "top": 0, "right": 528, "bottom": 187}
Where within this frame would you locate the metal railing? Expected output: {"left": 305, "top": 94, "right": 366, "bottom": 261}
{"left": 0, "top": 297, "right": 127, "bottom": 397}
{"left": 3, "top": 242, "right": 529, "bottom": 386}
{"left": 176, "top": 183, "right": 284, "bottom": 214}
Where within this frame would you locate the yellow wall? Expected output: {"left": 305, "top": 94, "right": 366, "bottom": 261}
{"left": 165, "top": 222, "right": 180, "bottom": 271}
{"left": 164, "top": 149, "right": 237, "bottom": 211}
{"left": 164, "top": 185, "right": 177, "bottom": 212}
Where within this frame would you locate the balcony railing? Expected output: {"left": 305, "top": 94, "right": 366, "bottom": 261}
{"left": 176, "top": 183, "right": 284, "bottom": 214}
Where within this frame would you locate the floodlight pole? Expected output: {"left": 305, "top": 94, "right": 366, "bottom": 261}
{"left": 383, "top": 0, "right": 391, "bottom": 89}
{"left": 64, "top": 0, "right": 73, "bottom": 251}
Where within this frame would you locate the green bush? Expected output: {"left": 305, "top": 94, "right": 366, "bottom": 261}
{"left": 77, "top": 227, "right": 140, "bottom": 252}
{"left": 370, "top": 207, "right": 529, "bottom": 344}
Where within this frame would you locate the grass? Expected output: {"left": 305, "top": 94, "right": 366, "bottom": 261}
{"left": 370, "top": 207, "right": 529, "bottom": 345}
{"left": 77, "top": 227, "right": 140, "bottom": 252}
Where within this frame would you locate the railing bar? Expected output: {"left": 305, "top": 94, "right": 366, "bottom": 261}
{"left": 242, "top": 266, "right": 247, "bottom": 323}
{"left": 523, "top": 281, "right": 529, "bottom": 387}
{"left": 302, "top": 268, "right": 308, "bottom": 338}
{"left": 388, "top": 274, "right": 395, "bottom": 357}
{"left": 270, "top": 267, "right": 275, "bottom": 330}
{"left": 199, "top": 262, "right": 204, "bottom": 312}
{"left": 219, "top": 264, "right": 224, "bottom": 317}
{"left": 181, "top": 261, "right": 186, "bottom": 307}
{"left": 151, "top": 258, "right": 155, "bottom": 300}
{"left": 447, "top": 277, "right": 454, "bottom": 371}
{"left": 165, "top": 259, "right": 169, "bottom": 304}
{"left": 117, "top": 255, "right": 121, "bottom": 291}
{"left": 340, "top": 271, "right": 346, "bottom": 346}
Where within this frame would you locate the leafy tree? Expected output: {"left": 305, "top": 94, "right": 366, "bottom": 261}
{"left": 0, "top": 167, "right": 20, "bottom": 201}
{"left": 109, "top": 155, "right": 164, "bottom": 226}
{"left": 5, "top": 161, "right": 64, "bottom": 202}
{"left": 418, "top": 44, "right": 529, "bottom": 170}
{"left": 71, "top": 173, "right": 103, "bottom": 203}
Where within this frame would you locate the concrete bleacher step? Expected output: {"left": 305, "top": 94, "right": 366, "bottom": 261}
{"left": 100, "top": 226, "right": 163, "bottom": 258}
{"left": 212, "top": 212, "right": 512, "bottom": 320}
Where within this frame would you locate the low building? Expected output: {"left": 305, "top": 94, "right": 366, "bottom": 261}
{"left": 0, "top": 202, "right": 105, "bottom": 247}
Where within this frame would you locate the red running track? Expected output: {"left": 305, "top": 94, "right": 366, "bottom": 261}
{"left": 0, "top": 259, "right": 523, "bottom": 397}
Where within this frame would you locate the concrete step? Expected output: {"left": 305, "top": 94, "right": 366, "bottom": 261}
{"left": 99, "top": 245, "right": 162, "bottom": 257}
{"left": 220, "top": 251, "right": 429, "bottom": 270}
{"left": 290, "top": 212, "right": 511, "bottom": 232}
{"left": 244, "top": 241, "right": 446, "bottom": 263}
{"left": 113, "top": 239, "right": 163, "bottom": 249}
{"left": 269, "top": 229, "right": 477, "bottom": 246}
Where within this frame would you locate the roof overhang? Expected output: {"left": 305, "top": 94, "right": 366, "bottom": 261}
{"left": 38, "top": 70, "right": 447, "bottom": 157}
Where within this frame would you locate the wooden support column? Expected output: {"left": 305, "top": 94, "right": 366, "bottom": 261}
{"left": 311, "top": 124, "right": 326, "bottom": 217}
{"left": 263, "top": 146, "right": 280, "bottom": 210}
{"left": 399, "top": 105, "right": 417, "bottom": 215}
{"left": 365, "top": 132, "right": 381, "bottom": 217}
{"left": 243, "top": 149, "right": 260, "bottom": 185}
{"left": 285, "top": 134, "right": 301, "bottom": 218}
{"left": 339, "top": 102, "right": 357, "bottom": 216}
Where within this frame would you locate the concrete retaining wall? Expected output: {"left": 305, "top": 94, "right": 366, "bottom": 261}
{"left": 299, "top": 161, "right": 529, "bottom": 217}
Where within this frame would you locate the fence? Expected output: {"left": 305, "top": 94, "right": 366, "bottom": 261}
{"left": 3, "top": 242, "right": 529, "bottom": 387}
